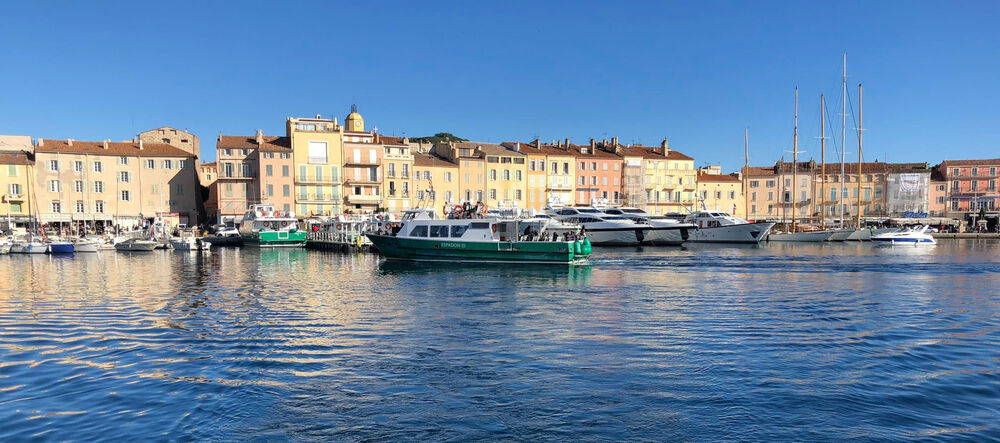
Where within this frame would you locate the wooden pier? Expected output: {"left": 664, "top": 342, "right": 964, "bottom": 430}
{"left": 305, "top": 232, "right": 377, "bottom": 253}
{"left": 932, "top": 233, "right": 1000, "bottom": 239}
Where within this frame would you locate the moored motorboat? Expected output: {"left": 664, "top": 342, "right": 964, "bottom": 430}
{"left": 0, "top": 242, "right": 10, "bottom": 254}
{"left": 367, "top": 209, "right": 590, "bottom": 264}
{"left": 114, "top": 238, "right": 159, "bottom": 252}
{"left": 601, "top": 207, "right": 693, "bottom": 245}
{"left": 767, "top": 230, "right": 835, "bottom": 242}
{"left": 169, "top": 232, "right": 210, "bottom": 251}
{"left": 548, "top": 206, "right": 652, "bottom": 246}
{"left": 871, "top": 225, "right": 936, "bottom": 245}
{"left": 47, "top": 240, "right": 75, "bottom": 254}
{"left": 683, "top": 211, "right": 774, "bottom": 244}
{"left": 239, "top": 204, "right": 306, "bottom": 248}
{"left": 72, "top": 239, "right": 101, "bottom": 253}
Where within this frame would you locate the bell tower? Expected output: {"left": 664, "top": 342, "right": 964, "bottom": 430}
{"left": 345, "top": 104, "right": 364, "bottom": 132}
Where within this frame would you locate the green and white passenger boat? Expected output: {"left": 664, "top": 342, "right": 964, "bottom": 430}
{"left": 239, "top": 204, "right": 306, "bottom": 248}
{"left": 366, "top": 208, "right": 591, "bottom": 265}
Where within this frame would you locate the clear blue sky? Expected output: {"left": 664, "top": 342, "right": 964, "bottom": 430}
{"left": 2, "top": 1, "right": 997, "bottom": 171}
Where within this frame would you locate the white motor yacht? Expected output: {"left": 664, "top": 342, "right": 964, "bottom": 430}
{"left": 601, "top": 207, "right": 694, "bottom": 245}
{"left": 547, "top": 206, "right": 651, "bottom": 246}
{"left": 115, "top": 238, "right": 160, "bottom": 252}
{"left": 73, "top": 238, "right": 101, "bottom": 252}
{"left": 683, "top": 211, "right": 775, "bottom": 244}
{"left": 767, "top": 230, "right": 835, "bottom": 242}
{"left": 871, "top": 225, "right": 936, "bottom": 245}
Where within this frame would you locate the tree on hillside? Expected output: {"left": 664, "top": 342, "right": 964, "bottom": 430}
{"left": 409, "top": 132, "right": 468, "bottom": 144}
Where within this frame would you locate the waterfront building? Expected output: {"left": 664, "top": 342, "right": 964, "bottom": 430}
{"left": 342, "top": 105, "right": 374, "bottom": 143}
{"left": 744, "top": 165, "right": 779, "bottom": 220}
{"left": 343, "top": 138, "right": 383, "bottom": 213}
{"left": 479, "top": 142, "right": 527, "bottom": 209}
{"left": 503, "top": 141, "right": 548, "bottom": 211}
{"left": 138, "top": 127, "right": 199, "bottom": 156}
{"left": 215, "top": 134, "right": 261, "bottom": 224}
{"left": 745, "top": 161, "right": 815, "bottom": 222}
{"left": 572, "top": 139, "right": 623, "bottom": 206}
{"left": 816, "top": 162, "right": 889, "bottom": 221}
{"left": 199, "top": 161, "right": 218, "bottom": 223}
{"left": 33, "top": 138, "right": 198, "bottom": 229}
{"left": 885, "top": 163, "right": 931, "bottom": 217}
{"left": 433, "top": 141, "right": 486, "bottom": 205}
{"left": 939, "top": 158, "right": 1000, "bottom": 221}
{"left": 619, "top": 145, "right": 646, "bottom": 210}
{"left": 412, "top": 150, "right": 459, "bottom": 216}
{"left": 619, "top": 139, "right": 695, "bottom": 214}
{"left": 255, "top": 132, "right": 294, "bottom": 214}
{"left": 379, "top": 135, "right": 414, "bottom": 215}
{"left": 0, "top": 136, "right": 35, "bottom": 230}
{"left": 929, "top": 167, "right": 948, "bottom": 217}
{"left": 518, "top": 140, "right": 576, "bottom": 208}
{"left": 696, "top": 167, "right": 743, "bottom": 215}
{"left": 287, "top": 115, "right": 344, "bottom": 217}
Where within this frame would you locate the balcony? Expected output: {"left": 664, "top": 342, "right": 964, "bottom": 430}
{"left": 5, "top": 193, "right": 24, "bottom": 201}
{"left": 547, "top": 182, "right": 573, "bottom": 191}
{"left": 346, "top": 194, "right": 381, "bottom": 204}
{"left": 294, "top": 177, "right": 341, "bottom": 185}
{"left": 343, "top": 160, "right": 380, "bottom": 167}
{"left": 344, "top": 177, "right": 381, "bottom": 185}
{"left": 296, "top": 194, "right": 341, "bottom": 204}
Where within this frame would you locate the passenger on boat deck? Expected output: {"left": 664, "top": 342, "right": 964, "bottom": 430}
{"left": 391, "top": 224, "right": 402, "bottom": 236}
{"left": 462, "top": 202, "right": 472, "bottom": 218}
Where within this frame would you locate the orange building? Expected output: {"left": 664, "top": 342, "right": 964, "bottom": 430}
{"left": 571, "top": 139, "right": 623, "bottom": 206}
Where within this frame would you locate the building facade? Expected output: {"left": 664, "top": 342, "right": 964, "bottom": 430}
{"left": 256, "top": 133, "right": 294, "bottom": 214}
{"left": 412, "top": 151, "right": 459, "bottom": 216}
{"left": 380, "top": 136, "right": 414, "bottom": 214}
{"left": 287, "top": 116, "right": 344, "bottom": 217}
{"left": 885, "top": 163, "right": 931, "bottom": 217}
{"left": 215, "top": 135, "right": 261, "bottom": 224}
{"left": 343, "top": 141, "right": 383, "bottom": 213}
{"left": 138, "top": 127, "right": 199, "bottom": 156}
{"left": 929, "top": 168, "right": 948, "bottom": 217}
{"left": 626, "top": 139, "right": 695, "bottom": 214}
{"left": 33, "top": 138, "right": 198, "bottom": 228}
{"left": 0, "top": 149, "right": 35, "bottom": 230}
{"left": 939, "top": 159, "right": 1000, "bottom": 218}
{"left": 697, "top": 167, "right": 743, "bottom": 215}
{"left": 573, "top": 140, "right": 623, "bottom": 206}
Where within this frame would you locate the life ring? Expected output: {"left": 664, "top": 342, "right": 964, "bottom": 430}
{"left": 336, "top": 223, "right": 343, "bottom": 231}
{"left": 490, "top": 224, "right": 497, "bottom": 233}
{"left": 263, "top": 221, "right": 271, "bottom": 228}
{"left": 454, "top": 205, "right": 464, "bottom": 217}
{"left": 281, "top": 221, "right": 289, "bottom": 227}
{"left": 480, "top": 205, "right": 488, "bottom": 216}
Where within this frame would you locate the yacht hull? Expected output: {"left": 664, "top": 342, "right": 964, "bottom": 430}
{"left": 584, "top": 226, "right": 653, "bottom": 246}
{"left": 48, "top": 243, "right": 75, "bottom": 254}
{"left": 825, "top": 228, "right": 855, "bottom": 241}
{"left": 685, "top": 222, "right": 775, "bottom": 244}
{"left": 367, "top": 234, "right": 590, "bottom": 264}
{"left": 767, "top": 230, "right": 834, "bottom": 242}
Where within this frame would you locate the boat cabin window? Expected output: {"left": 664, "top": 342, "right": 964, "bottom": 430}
{"left": 622, "top": 208, "right": 644, "bottom": 214}
{"left": 470, "top": 222, "right": 490, "bottom": 230}
{"left": 557, "top": 209, "right": 577, "bottom": 216}
{"left": 429, "top": 225, "right": 449, "bottom": 238}
{"left": 450, "top": 225, "right": 469, "bottom": 237}
{"left": 604, "top": 209, "right": 622, "bottom": 214}
{"left": 411, "top": 225, "right": 428, "bottom": 237}
{"left": 578, "top": 208, "right": 600, "bottom": 213}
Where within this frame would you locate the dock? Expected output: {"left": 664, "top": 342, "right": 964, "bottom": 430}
{"left": 305, "top": 232, "right": 377, "bottom": 253}
{"left": 932, "top": 233, "right": 1000, "bottom": 239}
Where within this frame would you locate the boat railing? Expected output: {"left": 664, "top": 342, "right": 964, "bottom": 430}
{"left": 307, "top": 231, "right": 373, "bottom": 246}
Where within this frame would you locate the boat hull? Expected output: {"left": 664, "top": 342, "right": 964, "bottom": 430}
{"left": 584, "top": 226, "right": 652, "bottom": 246}
{"left": 640, "top": 226, "right": 690, "bottom": 246}
{"left": 14, "top": 243, "right": 49, "bottom": 254}
{"left": 0, "top": 244, "right": 10, "bottom": 254}
{"left": 115, "top": 241, "right": 158, "bottom": 252}
{"left": 73, "top": 242, "right": 101, "bottom": 252}
{"left": 242, "top": 230, "right": 307, "bottom": 248}
{"left": 846, "top": 229, "right": 871, "bottom": 241}
{"left": 48, "top": 243, "right": 75, "bottom": 254}
{"left": 825, "top": 228, "right": 855, "bottom": 241}
{"left": 685, "top": 222, "right": 774, "bottom": 244}
{"left": 767, "top": 230, "right": 834, "bottom": 242}
{"left": 366, "top": 234, "right": 590, "bottom": 264}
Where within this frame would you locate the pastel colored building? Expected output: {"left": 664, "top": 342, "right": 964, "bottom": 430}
{"left": 503, "top": 141, "right": 548, "bottom": 211}
{"left": 433, "top": 141, "right": 486, "bottom": 205}
{"left": 287, "top": 115, "right": 344, "bottom": 217}
{"left": 380, "top": 135, "right": 414, "bottom": 214}
{"left": 572, "top": 139, "right": 623, "bottom": 206}
{"left": 343, "top": 140, "right": 383, "bottom": 213}
{"left": 0, "top": 148, "right": 35, "bottom": 230}
{"left": 412, "top": 151, "right": 459, "bottom": 216}
{"left": 621, "top": 139, "right": 695, "bottom": 214}
{"left": 939, "top": 159, "right": 1000, "bottom": 218}
{"left": 517, "top": 140, "right": 576, "bottom": 208}
{"left": 215, "top": 135, "right": 261, "bottom": 223}
{"left": 256, "top": 134, "right": 294, "bottom": 214}
{"left": 929, "top": 168, "right": 948, "bottom": 217}
{"left": 138, "top": 126, "right": 199, "bottom": 156}
{"left": 696, "top": 167, "right": 743, "bottom": 215}
{"left": 33, "top": 138, "right": 199, "bottom": 228}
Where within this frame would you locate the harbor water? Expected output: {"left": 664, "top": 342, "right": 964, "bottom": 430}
{"left": 1, "top": 242, "right": 999, "bottom": 441}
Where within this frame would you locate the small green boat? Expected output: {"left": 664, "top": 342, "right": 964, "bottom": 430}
{"left": 366, "top": 210, "right": 591, "bottom": 265}
{"left": 239, "top": 204, "right": 307, "bottom": 248}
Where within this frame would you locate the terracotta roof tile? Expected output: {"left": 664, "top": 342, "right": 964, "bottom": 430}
{"left": 36, "top": 139, "right": 194, "bottom": 157}
{"left": 0, "top": 151, "right": 33, "bottom": 166}
{"left": 217, "top": 135, "right": 290, "bottom": 151}
{"left": 939, "top": 158, "right": 1000, "bottom": 167}
{"left": 617, "top": 144, "right": 693, "bottom": 161}
{"left": 413, "top": 152, "right": 457, "bottom": 168}
{"left": 697, "top": 171, "right": 741, "bottom": 183}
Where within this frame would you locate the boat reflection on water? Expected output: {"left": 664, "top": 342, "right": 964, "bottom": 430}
{"left": 376, "top": 259, "right": 593, "bottom": 285}
{"left": 681, "top": 242, "right": 764, "bottom": 252}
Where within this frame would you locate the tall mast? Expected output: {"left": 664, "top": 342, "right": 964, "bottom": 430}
{"left": 744, "top": 128, "right": 749, "bottom": 220}
{"left": 840, "top": 53, "right": 847, "bottom": 228}
{"left": 820, "top": 93, "right": 826, "bottom": 230}
{"left": 792, "top": 87, "right": 798, "bottom": 232}
{"left": 856, "top": 82, "right": 863, "bottom": 228}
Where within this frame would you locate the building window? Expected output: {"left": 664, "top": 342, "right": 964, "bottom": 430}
{"left": 503, "top": 170, "right": 510, "bottom": 181}
{"left": 120, "top": 157, "right": 129, "bottom": 165}
{"left": 74, "top": 180, "right": 84, "bottom": 193}
{"left": 51, "top": 201, "right": 62, "bottom": 213}
{"left": 515, "top": 170, "right": 522, "bottom": 181}
{"left": 515, "top": 190, "right": 522, "bottom": 200}
{"left": 972, "top": 180, "right": 978, "bottom": 191}
{"left": 972, "top": 167, "right": 978, "bottom": 176}
{"left": 423, "top": 171, "right": 431, "bottom": 180}
{"left": 282, "top": 165, "right": 290, "bottom": 177}
{"left": 242, "top": 164, "right": 252, "bottom": 177}
{"left": 49, "top": 180, "right": 61, "bottom": 192}
{"left": 94, "top": 181, "right": 104, "bottom": 193}
{"left": 489, "top": 189, "right": 497, "bottom": 200}
{"left": 163, "top": 160, "right": 173, "bottom": 169}
{"left": 8, "top": 183, "right": 22, "bottom": 196}
{"left": 146, "top": 159, "right": 155, "bottom": 169}
{"left": 74, "top": 161, "right": 83, "bottom": 172}
{"left": 95, "top": 201, "right": 105, "bottom": 213}
{"left": 266, "top": 165, "right": 273, "bottom": 177}
{"left": 267, "top": 184, "right": 274, "bottom": 196}
{"left": 120, "top": 171, "right": 130, "bottom": 183}
{"left": 49, "top": 160, "right": 59, "bottom": 171}
{"left": 75, "top": 201, "right": 85, "bottom": 213}
{"left": 93, "top": 161, "right": 103, "bottom": 173}
{"left": 490, "top": 169, "right": 497, "bottom": 181}
{"left": 402, "top": 164, "right": 409, "bottom": 178}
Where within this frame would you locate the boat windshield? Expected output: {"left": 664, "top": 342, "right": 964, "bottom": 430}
{"left": 621, "top": 208, "right": 645, "bottom": 214}
{"left": 577, "top": 208, "right": 601, "bottom": 213}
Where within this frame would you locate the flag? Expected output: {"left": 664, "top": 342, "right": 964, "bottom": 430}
{"left": 732, "top": 203, "right": 737, "bottom": 215}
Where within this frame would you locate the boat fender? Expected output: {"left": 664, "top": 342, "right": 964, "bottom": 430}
{"left": 481, "top": 205, "right": 488, "bottom": 216}
{"left": 573, "top": 240, "right": 582, "bottom": 255}
{"left": 582, "top": 237, "right": 591, "bottom": 255}
{"left": 356, "top": 235, "right": 363, "bottom": 247}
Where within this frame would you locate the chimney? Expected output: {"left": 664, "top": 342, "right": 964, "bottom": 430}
{"left": 564, "top": 138, "right": 570, "bottom": 148}
{"left": 612, "top": 136, "right": 618, "bottom": 147}
{"left": 103, "top": 139, "right": 109, "bottom": 150}
{"left": 660, "top": 138, "right": 670, "bottom": 156}
{"left": 255, "top": 129, "right": 263, "bottom": 145}
{"left": 67, "top": 138, "right": 74, "bottom": 146}
{"left": 590, "top": 138, "right": 596, "bottom": 150}
{"left": 533, "top": 139, "right": 540, "bottom": 149}
{"left": 138, "top": 139, "right": 144, "bottom": 150}
{"left": 515, "top": 142, "right": 521, "bottom": 152}
{"left": 402, "top": 136, "right": 409, "bottom": 144}
{"left": 315, "top": 114, "right": 322, "bottom": 119}
{"left": 37, "top": 138, "right": 44, "bottom": 147}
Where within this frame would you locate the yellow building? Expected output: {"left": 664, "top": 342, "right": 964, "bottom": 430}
{"left": 621, "top": 139, "right": 696, "bottom": 214}
{"left": 0, "top": 149, "right": 34, "bottom": 230}
{"left": 504, "top": 141, "right": 550, "bottom": 211}
{"left": 433, "top": 141, "right": 486, "bottom": 205}
{"left": 472, "top": 142, "right": 527, "bottom": 209}
{"left": 697, "top": 167, "right": 743, "bottom": 215}
{"left": 378, "top": 135, "right": 414, "bottom": 214}
{"left": 412, "top": 151, "right": 459, "bottom": 216}
{"left": 287, "top": 115, "right": 344, "bottom": 217}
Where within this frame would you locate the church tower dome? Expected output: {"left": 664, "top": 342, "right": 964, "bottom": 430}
{"left": 345, "top": 104, "right": 364, "bottom": 132}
